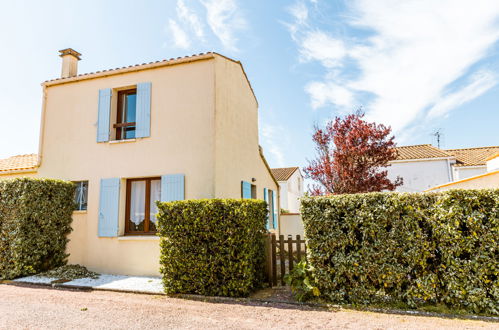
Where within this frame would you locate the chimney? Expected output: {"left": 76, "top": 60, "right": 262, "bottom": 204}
{"left": 59, "top": 48, "right": 81, "bottom": 78}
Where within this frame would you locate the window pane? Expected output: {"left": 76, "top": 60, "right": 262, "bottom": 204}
{"left": 129, "top": 180, "right": 146, "bottom": 231}
{"left": 125, "top": 93, "right": 136, "bottom": 123}
{"left": 125, "top": 126, "right": 136, "bottom": 139}
{"left": 124, "top": 93, "right": 136, "bottom": 139}
{"left": 149, "top": 180, "right": 161, "bottom": 232}
{"left": 73, "top": 181, "right": 88, "bottom": 211}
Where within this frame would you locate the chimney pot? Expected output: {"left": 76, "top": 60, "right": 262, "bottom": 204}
{"left": 59, "top": 48, "right": 81, "bottom": 78}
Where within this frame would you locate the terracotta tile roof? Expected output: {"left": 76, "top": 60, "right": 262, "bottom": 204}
{"left": 0, "top": 154, "right": 38, "bottom": 173}
{"left": 395, "top": 144, "right": 451, "bottom": 160}
{"left": 44, "top": 52, "right": 215, "bottom": 84}
{"left": 270, "top": 167, "right": 299, "bottom": 181}
{"left": 445, "top": 146, "right": 499, "bottom": 167}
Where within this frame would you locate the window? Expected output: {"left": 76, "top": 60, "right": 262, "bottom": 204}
{"left": 241, "top": 181, "right": 256, "bottom": 199}
{"left": 73, "top": 181, "right": 88, "bottom": 211}
{"left": 114, "top": 89, "right": 137, "bottom": 140}
{"left": 125, "top": 177, "right": 161, "bottom": 235}
{"left": 251, "top": 184, "right": 257, "bottom": 199}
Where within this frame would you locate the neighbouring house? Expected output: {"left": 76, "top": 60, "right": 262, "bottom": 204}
{"left": 270, "top": 167, "right": 304, "bottom": 213}
{"left": 0, "top": 49, "right": 280, "bottom": 276}
{"left": 427, "top": 152, "right": 499, "bottom": 192}
{"left": 387, "top": 144, "right": 499, "bottom": 192}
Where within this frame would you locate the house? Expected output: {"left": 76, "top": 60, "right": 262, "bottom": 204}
{"left": 0, "top": 49, "right": 279, "bottom": 276}
{"left": 270, "top": 167, "right": 304, "bottom": 213}
{"left": 387, "top": 144, "right": 499, "bottom": 192}
{"left": 427, "top": 152, "right": 499, "bottom": 192}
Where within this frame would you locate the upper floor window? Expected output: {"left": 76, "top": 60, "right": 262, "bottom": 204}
{"left": 241, "top": 181, "right": 256, "bottom": 199}
{"left": 114, "top": 89, "right": 137, "bottom": 140}
{"left": 73, "top": 181, "right": 88, "bottom": 211}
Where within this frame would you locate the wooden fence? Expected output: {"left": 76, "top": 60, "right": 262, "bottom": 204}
{"left": 264, "top": 233, "right": 307, "bottom": 287}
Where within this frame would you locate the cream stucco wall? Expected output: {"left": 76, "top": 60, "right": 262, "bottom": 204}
{"left": 430, "top": 171, "right": 499, "bottom": 191}
{"left": 0, "top": 171, "right": 37, "bottom": 179}
{"left": 36, "top": 58, "right": 217, "bottom": 276}
{"left": 5, "top": 54, "right": 278, "bottom": 276}
{"left": 213, "top": 56, "right": 280, "bottom": 231}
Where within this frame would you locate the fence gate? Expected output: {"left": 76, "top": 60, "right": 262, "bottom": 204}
{"left": 264, "top": 233, "right": 306, "bottom": 287}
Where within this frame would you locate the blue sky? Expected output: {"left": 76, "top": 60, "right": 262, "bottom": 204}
{"left": 1, "top": 0, "right": 499, "bottom": 170}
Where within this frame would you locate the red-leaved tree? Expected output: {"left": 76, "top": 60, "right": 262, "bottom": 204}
{"left": 303, "top": 111, "right": 402, "bottom": 195}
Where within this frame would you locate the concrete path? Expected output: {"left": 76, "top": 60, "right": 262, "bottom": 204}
{"left": 14, "top": 274, "right": 163, "bottom": 294}
{"left": 0, "top": 284, "right": 496, "bottom": 329}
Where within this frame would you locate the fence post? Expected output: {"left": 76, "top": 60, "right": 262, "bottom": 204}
{"left": 279, "top": 235, "right": 285, "bottom": 286}
{"left": 287, "top": 235, "right": 294, "bottom": 272}
{"left": 271, "top": 233, "right": 277, "bottom": 286}
{"left": 296, "top": 234, "right": 302, "bottom": 262}
{"left": 264, "top": 233, "right": 272, "bottom": 287}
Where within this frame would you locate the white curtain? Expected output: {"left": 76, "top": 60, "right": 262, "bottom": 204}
{"left": 130, "top": 181, "right": 146, "bottom": 226}
{"left": 150, "top": 180, "right": 161, "bottom": 224}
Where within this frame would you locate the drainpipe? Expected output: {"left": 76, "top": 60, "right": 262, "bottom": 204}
{"left": 37, "top": 85, "right": 48, "bottom": 168}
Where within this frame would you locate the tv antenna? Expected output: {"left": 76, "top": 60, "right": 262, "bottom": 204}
{"left": 431, "top": 128, "right": 444, "bottom": 149}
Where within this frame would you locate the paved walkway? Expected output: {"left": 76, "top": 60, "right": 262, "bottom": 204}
{"left": 0, "top": 284, "right": 496, "bottom": 329}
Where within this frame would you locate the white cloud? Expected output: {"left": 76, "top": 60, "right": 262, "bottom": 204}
{"left": 201, "top": 0, "right": 246, "bottom": 51}
{"left": 306, "top": 81, "right": 353, "bottom": 109}
{"left": 176, "top": 0, "right": 205, "bottom": 40}
{"left": 427, "top": 70, "right": 497, "bottom": 119}
{"left": 167, "top": 0, "right": 246, "bottom": 52}
{"left": 289, "top": 0, "right": 499, "bottom": 133}
{"left": 168, "top": 19, "right": 191, "bottom": 49}
{"left": 300, "top": 31, "right": 346, "bottom": 68}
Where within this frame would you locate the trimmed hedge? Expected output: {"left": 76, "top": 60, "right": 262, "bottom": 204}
{"left": 0, "top": 178, "right": 75, "bottom": 280}
{"left": 301, "top": 189, "right": 499, "bottom": 315}
{"left": 156, "top": 199, "right": 267, "bottom": 297}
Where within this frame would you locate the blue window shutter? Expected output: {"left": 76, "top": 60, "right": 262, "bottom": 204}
{"left": 98, "top": 178, "right": 120, "bottom": 237}
{"left": 97, "top": 89, "right": 111, "bottom": 142}
{"left": 136, "top": 82, "right": 152, "bottom": 138}
{"left": 161, "top": 174, "right": 185, "bottom": 202}
{"left": 241, "top": 181, "right": 252, "bottom": 199}
{"left": 272, "top": 190, "right": 277, "bottom": 229}
{"left": 263, "top": 188, "right": 269, "bottom": 230}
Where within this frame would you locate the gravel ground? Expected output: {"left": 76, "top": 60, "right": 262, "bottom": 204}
{"left": 0, "top": 284, "right": 496, "bottom": 330}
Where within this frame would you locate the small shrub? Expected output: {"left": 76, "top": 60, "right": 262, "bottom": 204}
{"left": 284, "top": 259, "right": 320, "bottom": 302}
{"left": 156, "top": 199, "right": 267, "bottom": 297}
{"left": 0, "top": 178, "right": 75, "bottom": 280}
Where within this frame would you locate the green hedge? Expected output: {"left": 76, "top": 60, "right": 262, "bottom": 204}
{"left": 0, "top": 178, "right": 75, "bottom": 280}
{"left": 156, "top": 199, "right": 267, "bottom": 297}
{"left": 301, "top": 189, "right": 499, "bottom": 315}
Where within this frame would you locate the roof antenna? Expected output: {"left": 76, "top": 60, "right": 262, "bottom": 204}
{"left": 431, "top": 128, "right": 444, "bottom": 149}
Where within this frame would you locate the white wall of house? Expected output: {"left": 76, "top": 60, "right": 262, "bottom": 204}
{"left": 387, "top": 159, "right": 453, "bottom": 192}
{"left": 487, "top": 157, "right": 499, "bottom": 172}
{"left": 279, "top": 213, "right": 304, "bottom": 237}
{"left": 452, "top": 166, "right": 487, "bottom": 181}
{"left": 278, "top": 170, "right": 304, "bottom": 213}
